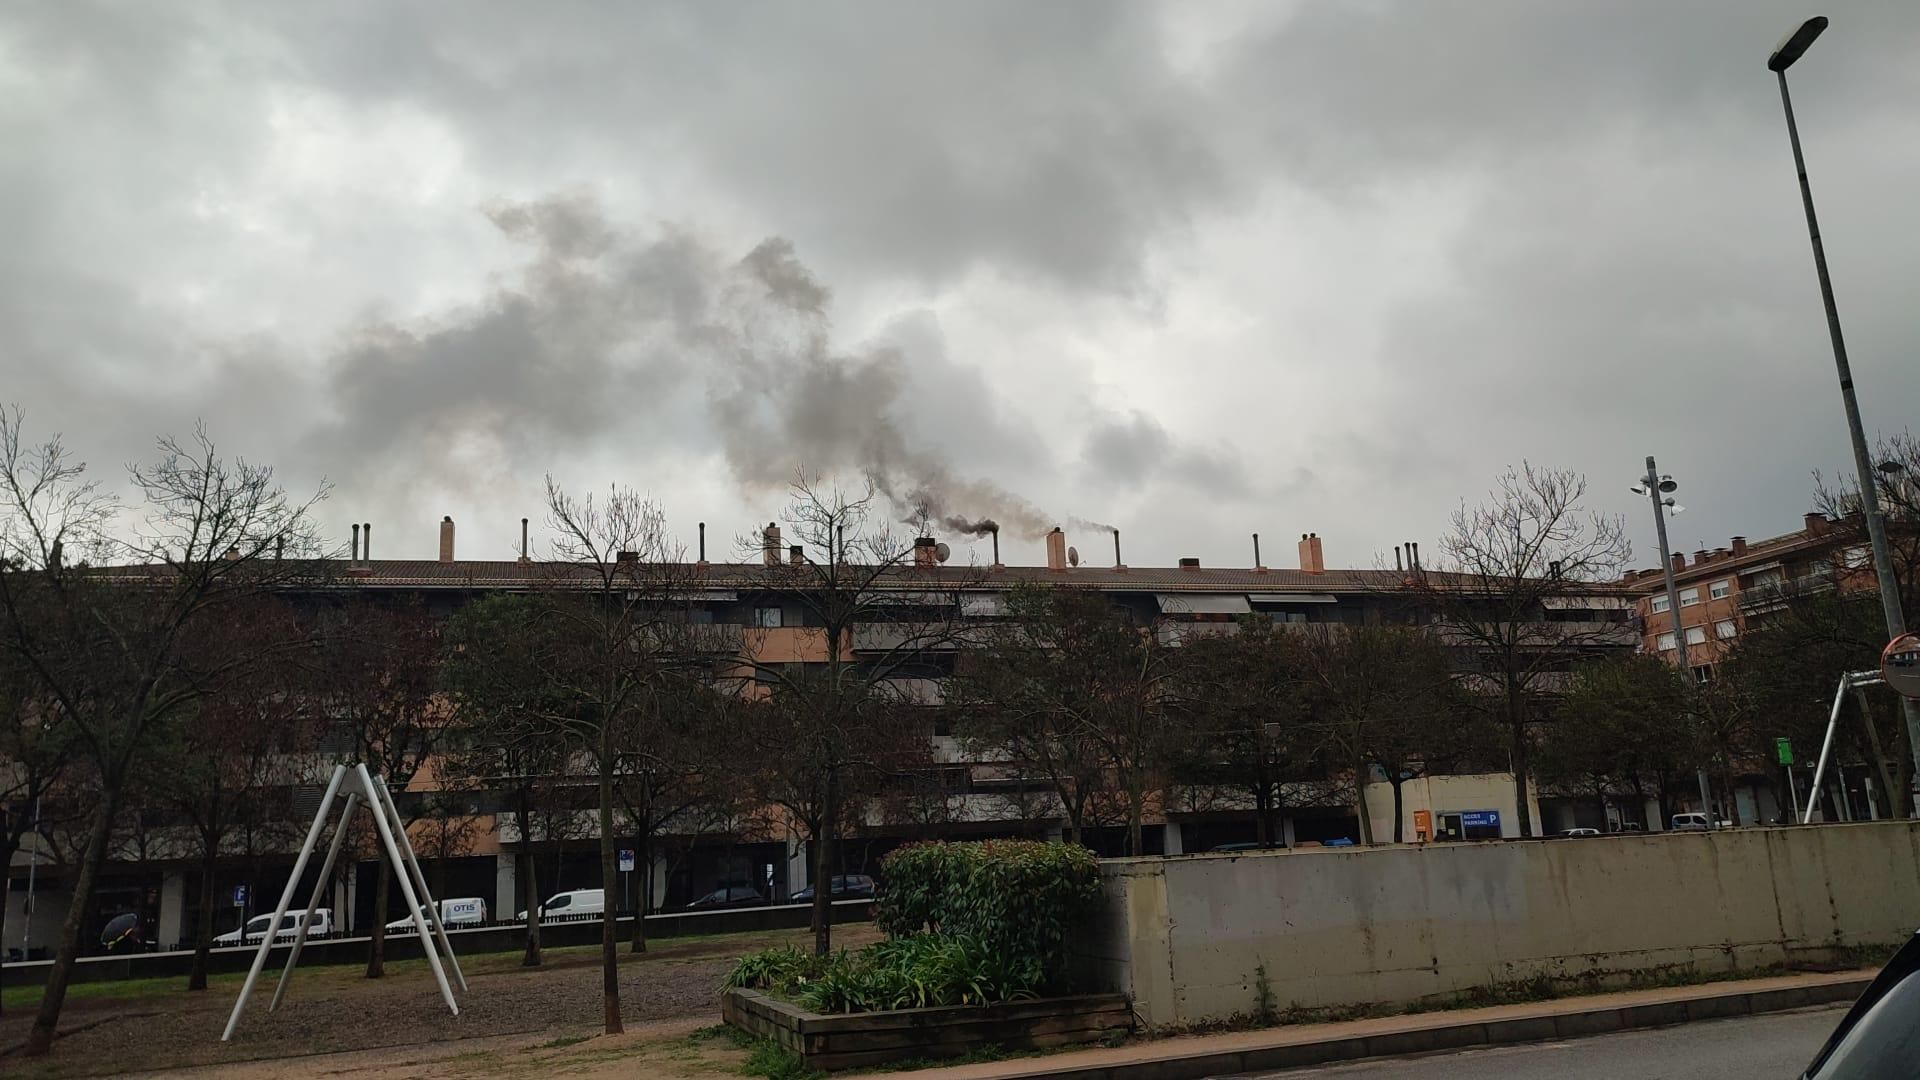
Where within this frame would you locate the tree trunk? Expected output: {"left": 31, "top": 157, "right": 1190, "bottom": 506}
{"left": 188, "top": 847, "right": 219, "bottom": 991}
{"left": 366, "top": 858, "right": 390, "bottom": 978}
{"left": 597, "top": 731, "right": 622, "bottom": 1035}
{"left": 812, "top": 772, "right": 836, "bottom": 958}
{"left": 1253, "top": 783, "right": 1272, "bottom": 847}
{"left": 0, "top": 829, "right": 17, "bottom": 1019}
{"left": 1353, "top": 758, "right": 1375, "bottom": 846}
{"left": 520, "top": 846, "right": 541, "bottom": 967}
{"left": 1126, "top": 783, "right": 1144, "bottom": 858}
{"left": 630, "top": 817, "right": 650, "bottom": 955}
{"left": 1390, "top": 774, "right": 1407, "bottom": 844}
{"left": 25, "top": 792, "right": 119, "bottom": 1056}
{"left": 1509, "top": 687, "right": 1534, "bottom": 837}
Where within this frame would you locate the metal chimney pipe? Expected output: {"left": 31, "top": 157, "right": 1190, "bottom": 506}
{"left": 1113, "top": 530, "right": 1123, "bottom": 568}
{"left": 350, "top": 523, "right": 360, "bottom": 562}
{"left": 1395, "top": 545, "right": 1404, "bottom": 572}
{"left": 362, "top": 523, "right": 371, "bottom": 561}
{"left": 520, "top": 517, "right": 530, "bottom": 562}
{"left": 990, "top": 527, "right": 1000, "bottom": 566}
{"left": 1253, "top": 532, "right": 1262, "bottom": 569}
{"left": 698, "top": 521, "right": 707, "bottom": 562}
{"left": 1411, "top": 541, "right": 1420, "bottom": 570}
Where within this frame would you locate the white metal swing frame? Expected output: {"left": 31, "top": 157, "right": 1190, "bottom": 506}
{"left": 221, "top": 762, "right": 466, "bottom": 1041}
{"left": 1800, "top": 669, "right": 1888, "bottom": 825}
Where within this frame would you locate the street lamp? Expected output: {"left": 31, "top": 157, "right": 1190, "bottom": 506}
{"left": 1767, "top": 16, "right": 1920, "bottom": 787}
{"left": 1633, "top": 456, "right": 1714, "bottom": 828}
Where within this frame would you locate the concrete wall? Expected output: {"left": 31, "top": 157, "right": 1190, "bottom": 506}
{"left": 1361, "top": 774, "right": 1543, "bottom": 841}
{"left": 1084, "top": 821, "right": 1920, "bottom": 1028}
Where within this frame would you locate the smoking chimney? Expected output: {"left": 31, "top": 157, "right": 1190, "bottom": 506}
{"left": 351, "top": 523, "right": 360, "bottom": 562}
{"left": 439, "top": 516, "right": 455, "bottom": 563}
{"left": 1113, "top": 530, "right": 1126, "bottom": 570}
{"left": 519, "top": 517, "right": 530, "bottom": 563}
{"left": 914, "top": 536, "right": 939, "bottom": 569}
{"left": 1045, "top": 527, "right": 1067, "bottom": 572}
{"left": 990, "top": 527, "right": 1001, "bottom": 568}
{"left": 1298, "top": 532, "right": 1325, "bottom": 575}
{"left": 697, "top": 522, "right": 707, "bottom": 564}
{"left": 763, "top": 523, "right": 782, "bottom": 565}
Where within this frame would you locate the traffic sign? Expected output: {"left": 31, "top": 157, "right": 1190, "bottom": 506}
{"left": 1775, "top": 737, "right": 1794, "bottom": 766}
{"left": 232, "top": 884, "right": 248, "bottom": 908}
{"left": 1461, "top": 810, "right": 1501, "bottom": 829}
{"left": 618, "top": 849, "right": 636, "bottom": 873}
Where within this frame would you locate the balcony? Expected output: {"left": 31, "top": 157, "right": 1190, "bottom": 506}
{"left": 1738, "top": 571, "right": 1838, "bottom": 614}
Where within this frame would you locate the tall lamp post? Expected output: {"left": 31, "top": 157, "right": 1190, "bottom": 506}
{"left": 1768, "top": 17, "right": 1920, "bottom": 787}
{"left": 1632, "top": 457, "right": 1715, "bottom": 826}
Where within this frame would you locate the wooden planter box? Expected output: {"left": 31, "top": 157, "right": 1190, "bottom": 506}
{"left": 721, "top": 987, "right": 1133, "bottom": 1071}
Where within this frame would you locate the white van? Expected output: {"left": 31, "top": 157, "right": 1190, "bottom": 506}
{"left": 1670, "top": 813, "right": 1726, "bottom": 831}
{"left": 214, "top": 908, "right": 333, "bottom": 947}
{"left": 516, "top": 889, "right": 604, "bottom": 923}
{"left": 385, "top": 897, "right": 488, "bottom": 933}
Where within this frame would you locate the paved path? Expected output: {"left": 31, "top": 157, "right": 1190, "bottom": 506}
{"left": 1233, "top": 1004, "right": 1844, "bottom": 1079}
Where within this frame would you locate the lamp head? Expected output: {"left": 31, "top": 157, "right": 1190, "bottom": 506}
{"left": 1768, "top": 16, "right": 1828, "bottom": 72}
{"left": 1658, "top": 476, "right": 1678, "bottom": 494}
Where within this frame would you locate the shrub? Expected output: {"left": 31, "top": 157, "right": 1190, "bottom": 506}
{"left": 878, "top": 840, "right": 1101, "bottom": 987}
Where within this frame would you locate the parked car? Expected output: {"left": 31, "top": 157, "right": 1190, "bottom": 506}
{"left": 385, "top": 897, "right": 488, "bottom": 934}
{"left": 214, "top": 908, "right": 333, "bottom": 947}
{"left": 789, "top": 875, "right": 876, "bottom": 902}
{"left": 688, "top": 884, "right": 768, "bottom": 910}
{"left": 1670, "top": 812, "right": 1712, "bottom": 831}
{"left": 515, "top": 888, "right": 603, "bottom": 922}
{"left": 1802, "top": 928, "right": 1920, "bottom": 1078}
{"left": 1560, "top": 828, "right": 1601, "bottom": 838}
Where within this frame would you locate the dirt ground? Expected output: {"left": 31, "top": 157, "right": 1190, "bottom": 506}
{"left": 1, "top": 924, "right": 880, "bottom": 1079}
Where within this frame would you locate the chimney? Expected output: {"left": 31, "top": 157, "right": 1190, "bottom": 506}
{"left": 519, "top": 517, "right": 530, "bottom": 563}
{"left": 1252, "top": 532, "right": 1265, "bottom": 571}
{"left": 351, "top": 523, "right": 360, "bottom": 562}
{"left": 1410, "top": 541, "right": 1420, "bottom": 571}
{"left": 362, "top": 522, "right": 371, "bottom": 561}
{"left": 1113, "top": 530, "right": 1126, "bottom": 570}
{"left": 1298, "top": 532, "right": 1325, "bottom": 575}
{"left": 1694, "top": 548, "right": 1709, "bottom": 565}
{"left": 763, "top": 523, "right": 782, "bottom": 565}
{"left": 1394, "top": 545, "right": 1404, "bottom": 572}
{"left": 616, "top": 550, "right": 638, "bottom": 564}
{"left": 1803, "top": 512, "right": 1827, "bottom": 534}
{"left": 274, "top": 537, "right": 283, "bottom": 562}
{"left": 1178, "top": 556, "right": 1201, "bottom": 570}
{"left": 1045, "top": 527, "right": 1067, "bottom": 572}
{"left": 697, "top": 522, "right": 707, "bottom": 565}
{"left": 990, "top": 527, "right": 1001, "bottom": 569}
{"left": 913, "top": 536, "right": 938, "bottom": 569}
{"left": 439, "top": 516, "right": 455, "bottom": 562}
{"left": 49, "top": 539, "right": 62, "bottom": 570}
{"left": 790, "top": 544, "right": 805, "bottom": 566}
{"left": 1670, "top": 551, "right": 1685, "bottom": 573}
{"left": 1731, "top": 535, "right": 1748, "bottom": 556}
{"left": 224, "top": 545, "right": 241, "bottom": 561}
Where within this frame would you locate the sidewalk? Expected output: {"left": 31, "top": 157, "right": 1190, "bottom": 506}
{"left": 865, "top": 969, "right": 1872, "bottom": 1080}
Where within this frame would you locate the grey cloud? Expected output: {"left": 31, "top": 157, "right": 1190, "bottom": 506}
{"left": 1079, "top": 410, "right": 1250, "bottom": 499}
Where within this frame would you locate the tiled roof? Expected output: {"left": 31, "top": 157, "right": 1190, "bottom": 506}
{"left": 1618, "top": 518, "right": 1865, "bottom": 592}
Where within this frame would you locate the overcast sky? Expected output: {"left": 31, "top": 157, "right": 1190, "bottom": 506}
{"left": 4, "top": 2, "right": 1917, "bottom": 573}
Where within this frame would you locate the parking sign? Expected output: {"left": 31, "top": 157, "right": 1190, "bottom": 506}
{"left": 618, "top": 849, "right": 636, "bottom": 873}
{"left": 232, "top": 884, "right": 248, "bottom": 908}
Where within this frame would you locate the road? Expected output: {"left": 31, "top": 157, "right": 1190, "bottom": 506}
{"left": 1234, "top": 1004, "right": 1845, "bottom": 1079}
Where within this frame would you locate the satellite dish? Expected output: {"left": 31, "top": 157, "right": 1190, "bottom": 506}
{"left": 934, "top": 542, "right": 951, "bottom": 563}
{"left": 1067, "top": 546, "right": 1080, "bottom": 567}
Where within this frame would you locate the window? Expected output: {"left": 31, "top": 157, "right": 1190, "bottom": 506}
{"left": 1709, "top": 580, "right": 1731, "bottom": 600}
{"left": 1715, "top": 619, "right": 1737, "bottom": 640}
{"left": 1657, "top": 632, "right": 1676, "bottom": 651}
{"left": 1651, "top": 596, "right": 1671, "bottom": 613}
{"left": 1692, "top": 665, "right": 1715, "bottom": 684}
{"left": 1679, "top": 587, "right": 1700, "bottom": 607}
{"left": 1685, "top": 626, "right": 1707, "bottom": 646}
{"left": 1749, "top": 567, "right": 1784, "bottom": 586}
{"left": 753, "top": 606, "right": 783, "bottom": 628}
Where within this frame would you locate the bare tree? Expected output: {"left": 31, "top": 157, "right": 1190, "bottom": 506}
{"left": 1404, "top": 464, "right": 1632, "bottom": 838}
{"left": 0, "top": 409, "right": 327, "bottom": 1056}
{"left": 732, "top": 475, "right": 980, "bottom": 956}
{"left": 0, "top": 622, "right": 72, "bottom": 1008}
{"left": 310, "top": 599, "right": 453, "bottom": 979}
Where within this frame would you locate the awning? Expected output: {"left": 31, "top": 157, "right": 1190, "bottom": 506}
{"left": 960, "top": 593, "right": 1009, "bottom": 617}
{"left": 1154, "top": 593, "right": 1252, "bottom": 615}
{"left": 1543, "top": 595, "right": 1632, "bottom": 610}
{"left": 1248, "top": 593, "right": 1339, "bottom": 605}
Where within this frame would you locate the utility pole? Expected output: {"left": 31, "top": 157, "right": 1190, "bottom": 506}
{"left": 1637, "top": 457, "right": 1716, "bottom": 827}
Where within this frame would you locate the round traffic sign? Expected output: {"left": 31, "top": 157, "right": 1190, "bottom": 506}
{"left": 1882, "top": 634, "right": 1920, "bottom": 699}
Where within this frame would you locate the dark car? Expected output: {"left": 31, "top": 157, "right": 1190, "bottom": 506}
{"left": 1802, "top": 929, "right": 1920, "bottom": 1078}
{"left": 686, "top": 884, "right": 768, "bottom": 910}
{"left": 789, "top": 874, "right": 876, "bottom": 902}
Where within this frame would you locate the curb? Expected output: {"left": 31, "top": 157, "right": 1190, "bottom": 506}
{"left": 936, "top": 977, "right": 1870, "bottom": 1080}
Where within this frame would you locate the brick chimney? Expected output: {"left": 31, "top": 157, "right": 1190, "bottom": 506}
{"left": 1670, "top": 551, "right": 1685, "bottom": 573}
{"left": 1803, "top": 512, "right": 1828, "bottom": 534}
{"left": 913, "top": 537, "right": 938, "bottom": 569}
{"left": 762, "top": 523, "right": 782, "bottom": 566}
{"left": 1298, "top": 532, "right": 1325, "bottom": 575}
{"left": 1731, "top": 535, "right": 1747, "bottom": 556}
{"left": 438, "top": 516, "right": 455, "bottom": 562}
{"left": 789, "top": 544, "right": 805, "bottom": 566}
{"left": 1045, "top": 527, "right": 1067, "bottom": 571}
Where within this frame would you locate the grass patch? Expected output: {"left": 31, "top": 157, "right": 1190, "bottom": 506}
{"left": 740, "top": 1038, "right": 824, "bottom": 1080}
{"left": 539, "top": 1033, "right": 592, "bottom": 1049}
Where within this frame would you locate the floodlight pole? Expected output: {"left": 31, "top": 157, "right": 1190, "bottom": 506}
{"left": 1642, "top": 456, "right": 1716, "bottom": 827}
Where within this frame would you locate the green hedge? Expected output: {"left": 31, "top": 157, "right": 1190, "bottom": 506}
{"left": 725, "top": 840, "right": 1102, "bottom": 1014}
{"left": 877, "top": 840, "right": 1101, "bottom": 984}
